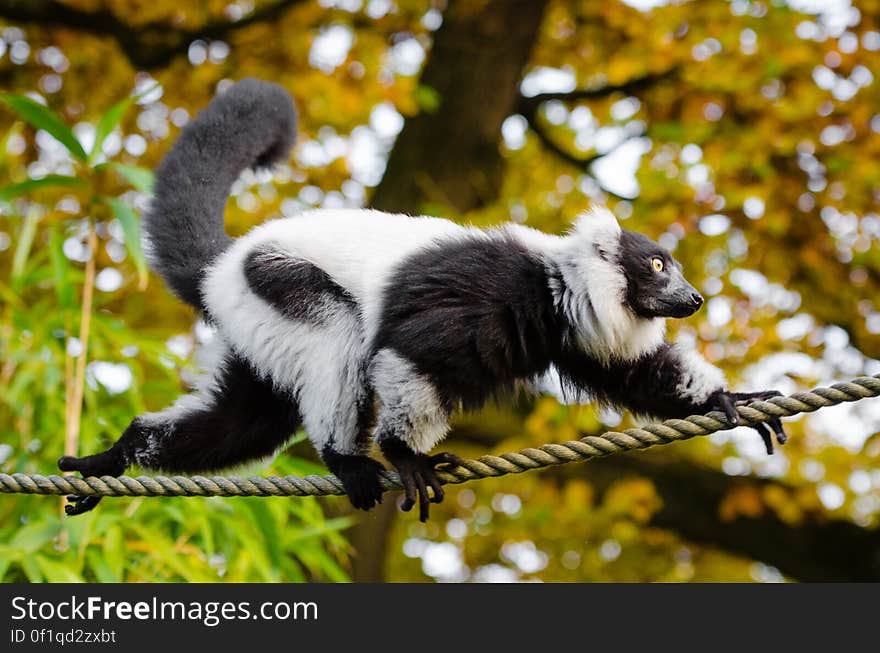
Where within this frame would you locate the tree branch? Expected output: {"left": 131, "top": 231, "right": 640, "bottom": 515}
{"left": 520, "top": 109, "right": 640, "bottom": 201}
{"left": 515, "top": 69, "right": 676, "bottom": 198}
{"left": 522, "top": 109, "right": 606, "bottom": 170}
{"left": 516, "top": 68, "right": 679, "bottom": 117}
{"left": 558, "top": 451, "right": 880, "bottom": 581}
{"left": 0, "top": 0, "right": 307, "bottom": 69}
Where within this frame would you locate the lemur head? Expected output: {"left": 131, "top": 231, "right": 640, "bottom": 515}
{"left": 615, "top": 229, "right": 704, "bottom": 319}
{"left": 569, "top": 206, "right": 703, "bottom": 319}
{"left": 551, "top": 207, "right": 703, "bottom": 361}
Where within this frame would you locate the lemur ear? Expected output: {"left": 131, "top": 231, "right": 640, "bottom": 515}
{"left": 571, "top": 206, "right": 621, "bottom": 246}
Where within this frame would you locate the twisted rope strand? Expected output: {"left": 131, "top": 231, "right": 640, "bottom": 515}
{"left": 2, "top": 375, "right": 878, "bottom": 499}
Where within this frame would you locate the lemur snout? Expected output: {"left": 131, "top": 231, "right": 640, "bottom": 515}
{"left": 690, "top": 292, "right": 704, "bottom": 308}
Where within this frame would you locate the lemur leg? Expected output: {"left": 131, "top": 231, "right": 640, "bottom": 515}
{"left": 371, "top": 348, "right": 463, "bottom": 522}
{"left": 297, "top": 367, "right": 385, "bottom": 511}
{"left": 58, "top": 348, "right": 302, "bottom": 515}
{"left": 229, "top": 243, "right": 386, "bottom": 510}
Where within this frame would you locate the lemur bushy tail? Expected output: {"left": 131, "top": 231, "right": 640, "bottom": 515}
{"left": 143, "top": 78, "right": 297, "bottom": 311}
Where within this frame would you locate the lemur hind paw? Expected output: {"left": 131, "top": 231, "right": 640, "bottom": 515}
{"left": 322, "top": 449, "right": 386, "bottom": 511}
{"left": 706, "top": 389, "right": 787, "bottom": 455}
{"left": 57, "top": 449, "right": 125, "bottom": 516}
{"left": 381, "top": 438, "right": 463, "bottom": 522}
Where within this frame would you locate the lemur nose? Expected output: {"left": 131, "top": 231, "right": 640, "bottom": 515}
{"left": 691, "top": 292, "right": 704, "bottom": 307}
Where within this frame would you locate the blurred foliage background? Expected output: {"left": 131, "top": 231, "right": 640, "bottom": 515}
{"left": 1, "top": 0, "right": 880, "bottom": 582}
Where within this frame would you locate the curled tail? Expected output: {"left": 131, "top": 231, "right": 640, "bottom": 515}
{"left": 143, "top": 78, "right": 297, "bottom": 311}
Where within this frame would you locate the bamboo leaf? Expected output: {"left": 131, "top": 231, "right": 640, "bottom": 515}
{"left": 0, "top": 122, "right": 22, "bottom": 166}
{"left": 9, "top": 520, "right": 60, "bottom": 553}
{"left": 20, "top": 556, "right": 43, "bottom": 582}
{"left": 104, "top": 197, "right": 148, "bottom": 289}
{"left": 109, "top": 163, "right": 154, "bottom": 194}
{"left": 90, "top": 98, "right": 134, "bottom": 163}
{"left": 127, "top": 523, "right": 209, "bottom": 581}
{"left": 11, "top": 208, "right": 41, "bottom": 289}
{"left": 0, "top": 547, "right": 15, "bottom": 581}
{"left": 36, "top": 555, "right": 84, "bottom": 582}
{"left": 49, "top": 224, "right": 74, "bottom": 309}
{"left": 90, "top": 83, "right": 158, "bottom": 163}
{"left": 86, "top": 549, "right": 118, "bottom": 583}
{"left": 103, "top": 524, "right": 124, "bottom": 580}
{"left": 295, "top": 545, "right": 349, "bottom": 582}
{"left": 0, "top": 175, "right": 85, "bottom": 203}
{"left": 0, "top": 94, "right": 88, "bottom": 162}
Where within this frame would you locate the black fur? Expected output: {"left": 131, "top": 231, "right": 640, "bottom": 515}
{"left": 375, "top": 234, "right": 562, "bottom": 411}
{"left": 321, "top": 446, "right": 385, "bottom": 511}
{"left": 244, "top": 244, "right": 357, "bottom": 324}
{"left": 556, "top": 341, "right": 712, "bottom": 419}
{"left": 144, "top": 78, "right": 297, "bottom": 311}
{"left": 61, "top": 354, "right": 300, "bottom": 475}
{"left": 617, "top": 229, "right": 702, "bottom": 318}
{"left": 554, "top": 340, "right": 788, "bottom": 450}
{"left": 379, "top": 435, "right": 463, "bottom": 522}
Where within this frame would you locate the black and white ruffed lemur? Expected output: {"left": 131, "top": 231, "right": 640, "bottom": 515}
{"left": 59, "top": 78, "right": 787, "bottom": 521}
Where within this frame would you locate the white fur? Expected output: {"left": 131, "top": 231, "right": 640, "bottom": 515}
{"left": 673, "top": 344, "right": 726, "bottom": 402}
{"left": 370, "top": 348, "right": 450, "bottom": 454}
{"left": 221, "top": 209, "right": 483, "bottom": 344}
{"left": 547, "top": 208, "right": 666, "bottom": 363}
{"left": 203, "top": 233, "right": 370, "bottom": 454}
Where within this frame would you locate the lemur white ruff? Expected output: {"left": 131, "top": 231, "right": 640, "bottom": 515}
{"left": 60, "top": 79, "right": 787, "bottom": 521}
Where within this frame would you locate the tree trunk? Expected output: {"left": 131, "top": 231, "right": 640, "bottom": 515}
{"left": 370, "top": 0, "right": 549, "bottom": 214}
{"left": 558, "top": 452, "right": 880, "bottom": 581}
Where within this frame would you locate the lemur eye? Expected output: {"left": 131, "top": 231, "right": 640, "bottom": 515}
{"left": 651, "top": 257, "right": 664, "bottom": 272}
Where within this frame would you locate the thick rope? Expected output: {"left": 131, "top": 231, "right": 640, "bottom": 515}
{"left": 1, "top": 375, "right": 878, "bottom": 499}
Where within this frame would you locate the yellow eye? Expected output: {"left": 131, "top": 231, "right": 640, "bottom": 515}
{"left": 651, "top": 257, "right": 664, "bottom": 272}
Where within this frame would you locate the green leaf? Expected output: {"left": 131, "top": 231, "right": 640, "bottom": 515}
{"left": 49, "top": 224, "right": 74, "bottom": 309}
{"left": 0, "top": 546, "right": 15, "bottom": 581}
{"left": 90, "top": 97, "right": 135, "bottom": 163}
{"left": 11, "top": 208, "right": 41, "bottom": 290}
{"left": 90, "top": 83, "right": 159, "bottom": 163}
{"left": 0, "top": 175, "right": 85, "bottom": 203}
{"left": 86, "top": 549, "right": 118, "bottom": 583}
{"left": 127, "top": 523, "right": 210, "bottom": 582}
{"left": 0, "top": 122, "right": 22, "bottom": 166}
{"left": 103, "top": 524, "right": 124, "bottom": 580}
{"left": 104, "top": 197, "right": 148, "bottom": 288}
{"left": 295, "top": 545, "right": 349, "bottom": 582}
{"left": 9, "top": 519, "right": 60, "bottom": 553}
{"left": 243, "top": 499, "right": 282, "bottom": 571}
{"left": 36, "top": 555, "right": 84, "bottom": 583}
{"left": 0, "top": 94, "right": 88, "bottom": 162}
{"left": 414, "top": 85, "right": 442, "bottom": 114}
{"left": 20, "top": 556, "right": 43, "bottom": 582}
{"left": 110, "top": 163, "right": 154, "bottom": 193}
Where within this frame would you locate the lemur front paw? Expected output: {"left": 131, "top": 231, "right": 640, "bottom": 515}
{"left": 380, "top": 438, "right": 463, "bottom": 522}
{"left": 706, "top": 389, "right": 787, "bottom": 455}
{"left": 322, "top": 449, "right": 386, "bottom": 511}
{"left": 57, "top": 449, "right": 125, "bottom": 516}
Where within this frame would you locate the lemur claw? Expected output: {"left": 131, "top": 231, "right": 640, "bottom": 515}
{"left": 382, "top": 441, "right": 461, "bottom": 522}
{"left": 707, "top": 390, "right": 787, "bottom": 455}
{"left": 64, "top": 495, "right": 102, "bottom": 516}
{"left": 323, "top": 452, "right": 386, "bottom": 511}
{"left": 57, "top": 451, "right": 124, "bottom": 517}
